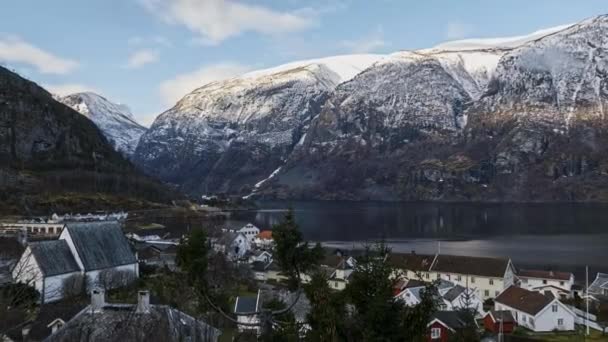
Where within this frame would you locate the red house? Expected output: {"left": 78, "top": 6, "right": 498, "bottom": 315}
{"left": 427, "top": 311, "right": 475, "bottom": 342}
{"left": 483, "top": 310, "right": 515, "bottom": 334}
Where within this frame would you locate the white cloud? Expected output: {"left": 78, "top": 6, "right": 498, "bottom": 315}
{"left": 125, "top": 49, "right": 159, "bottom": 69}
{"left": 128, "top": 35, "right": 172, "bottom": 47}
{"left": 0, "top": 35, "right": 79, "bottom": 74}
{"left": 159, "top": 62, "right": 251, "bottom": 106}
{"left": 446, "top": 21, "right": 474, "bottom": 40}
{"left": 139, "top": 0, "right": 313, "bottom": 44}
{"left": 44, "top": 83, "right": 98, "bottom": 96}
{"left": 340, "top": 26, "right": 388, "bottom": 53}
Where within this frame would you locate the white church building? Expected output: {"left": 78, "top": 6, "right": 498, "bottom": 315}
{"left": 12, "top": 222, "right": 138, "bottom": 303}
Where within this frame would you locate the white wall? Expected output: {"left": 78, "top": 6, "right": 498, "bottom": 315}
{"left": 43, "top": 271, "right": 81, "bottom": 303}
{"left": 521, "top": 276, "right": 573, "bottom": 292}
{"left": 431, "top": 271, "right": 505, "bottom": 300}
{"left": 85, "top": 263, "right": 138, "bottom": 291}
{"left": 239, "top": 224, "right": 260, "bottom": 243}
{"left": 494, "top": 300, "right": 575, "bottom": 332}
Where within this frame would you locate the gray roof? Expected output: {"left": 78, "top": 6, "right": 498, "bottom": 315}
{"left": 430, "top": 311, "right": 472, "bottom": 330}
{"left": 234, "top": 295, "right": 259, "bottom": 314}
{"left": 443, "top": 285, "right": 466, "bottom": 302}
{"left": 45, "top": 304, "right": 220, "bottom": 342}
{"left": 589, "top": 273, "right": 608, "bottom": 295}
{"left": 65, "top": 222, "right": 136, "bottom": 271}
{"left": 30, "top": 240, "right": 80, "bottom": 276}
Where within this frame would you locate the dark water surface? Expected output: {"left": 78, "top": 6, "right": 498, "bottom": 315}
{"left": 230, "top": 201, "right": 608, "bottom": 278}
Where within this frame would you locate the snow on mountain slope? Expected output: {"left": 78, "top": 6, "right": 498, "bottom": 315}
{"left": 58, "top": 92, "right": 147, "bottom": 156}
{"left": 431, "top": 23, "right": 574, "bottom": 51}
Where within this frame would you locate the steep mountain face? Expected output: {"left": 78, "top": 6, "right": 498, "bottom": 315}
{"left": 0, "top": 66, "right": 172, "bottom": 214}
{"left": 135, "top": 15, "right": 608, "bottom": 202}
{"left": 58, "top": 92, "right": 147, "bottom": 156}
{"left": 264, "top": 15, "right": 608, "bottom": 201}
{"left": 134, "top": 55, "right": 382, "bottom": 194}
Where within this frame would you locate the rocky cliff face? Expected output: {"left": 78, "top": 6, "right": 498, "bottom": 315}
{"left": 58, "top": 92, "right": 147, "bottom": 157}
{"left": 0, "top": 66, "right": 172, "bottom": 213}
{"left": 134, "top": 55, "right": 382, "bottom": 195}
{"left": 135, "top": 15, "right": 608, "bottom": 202}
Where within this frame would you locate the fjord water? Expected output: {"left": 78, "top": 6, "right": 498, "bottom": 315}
{"left": 234, "top": 201, "right": 608, "bottom": 276}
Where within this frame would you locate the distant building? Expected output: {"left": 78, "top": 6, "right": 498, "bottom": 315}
{"left": 248, "top": 250, "right": 272, "bottom": 265}
{"left": 494, "top": 286, "right": 576, "bottom": 332}
{"left": 238, "top": 224, "right": 260, "bottom": 243}
{"left": 212, "top": 231, "right": 250, "bottom": 260}
{"left": 388, "top": 252, "right": 516, "bottom": 300}
{"left": 12, "top": 222, "right": 138, "bottom": 303}
{"left": 45, "top": 289, "right": 220, "bottom": 341}
{"left": 234, "top": 290, "right": 261, "bottom": 333}
{"left": 0, "top": 223, "right": 65, "bottom": 237}
{"left": 254, "top": 230, "right": 273, "bottom": 248}
{"left": 518, "top": 269, "right": 574, "bottom": 299}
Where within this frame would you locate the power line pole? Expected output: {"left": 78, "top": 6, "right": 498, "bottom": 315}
{"left": 586, "top": 265, "right": 590, "bottom": 336}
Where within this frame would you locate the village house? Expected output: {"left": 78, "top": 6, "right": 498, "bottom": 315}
{"left": 0, "top": 223, "right": 65, "bottom": 237}
{"left": 323, "top": 255, "right": 356, "bottom": 291}
{"left": 494, "top": 286, "right": 576, "bottom": 332}
{"left": 12, "top": 222, "right": 138, "bottom": 303}
{"left": 441, "top": 285, "right": 484, "bottom": 316}
{"left": 12, "top": 240, "right": 81, "bottom": 303}
{"left": 234, "top": 290, "right": 262, "bottom": 333}
{"left": 212, "top": 231, "right": 250, "bottom": 260}
{"left": 426, "top": 311, "right": 477, "bottom": 342}
{"left": 388, "top": 252, "right": 516, "bottom": 301}
{"left": 254, "top": 230, "right": 273, "bottom": 248}
{"left": 45, "top": 289, "right": 220, "bottom": 341}
{"left": 483, "top": 310, "right": 516, "bottom": 334}
{"left": 518, "top": 269, "right": 574, "bottom": 299}
{"left": 248, "top": 250, "right": 272, "bottom": 265}
{"left": 136, "top": 242, "right": 178, "bottom": 271}
{"left": 238, "top": 223, "right": 260, "bottom": 243}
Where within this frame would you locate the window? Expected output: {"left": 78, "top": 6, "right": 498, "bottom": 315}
{"left": 489, "top": 279, "right": 494, "bottom": 285}
{"left": 560, "top": 281, "right": 564, "bottom": 286}
{"left": 552, "top": 304, "right": 558, "bottom": 312}
{"left": 543, "top": 279, "right": 547, "bottom": 284}
{"left": 436, "top": 273, "right": 441, "bottom": 279}
{"left": 557, "top": 318, "right": 564, "bottom": 326}
{"left": 529, "top": 318, "right": 534, "bottom": 327}
{"left": 523, "top": 315, "right": 527, "bottom": 323}
{"left": 430, "top": 328, "right": 441, "bottom": 339}
{"left": 456, "top": 275, "right": 462, "bottom": 281}
{"left": 425, "top": 273, "right": 430, "bottom": 279}
{"left": 471, "top": 277, "right": 475, "bottom": 283}
{"left": 484, "top": 290, "right": 490, "bottom": 297}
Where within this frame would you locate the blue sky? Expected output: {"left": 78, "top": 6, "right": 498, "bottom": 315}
{"left": 1, "top": 0, "right": 607, "bottom": 126}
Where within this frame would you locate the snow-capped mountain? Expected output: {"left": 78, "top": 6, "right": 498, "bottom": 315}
{"left": 134, "top": 54, "right": 383, "bottom": 193}
{"left": 58, "top": 92, "right": 147, "bottom": 156}
{"left": 135, "top": 15, "right": 608, "bottom": 202}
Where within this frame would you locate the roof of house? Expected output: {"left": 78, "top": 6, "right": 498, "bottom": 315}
{"left": 495, "top": 286, "right": 553, "bottom": 316}
{"left": 46, "top": 304, "right": 220, "bottom": 342}
{"left": 29, "top": 240, "right": 80, "bottom": 276}
{"left": 387, "top": 253, "right": 434, "bottom": 272}
{"left": 443, "top": 285, "right": 466, "bottom": 302}
{"left": 518, "top": 269, "right": 572, "bottom": 281}
{"left": 257, "top": 230, "right": 273, "bottom": 239}
{"left": 486, "top": 310, "right": 515, "bottom": 324}
{"left": 234, "top": 295, "right": 259, "bottom": 314}
{"left": 429, "top": 311, "right": 472, "bottom": 330}
{"left": 64, "top": 222, "right": 136, "bottom": 271}
{"left": 589, "top": 273, "right": 608, "bottom": 295}
{"left": 431, "top": 254, "right": 510, "bottom": 278}
{"left": 251, "top": 260, "right": 269, "bottom": 272}
{"left": 27, "top": 302, "right": 87, "bottom": 341}
{"left": 405, "top": 279, "right": 427, "bottom": 289}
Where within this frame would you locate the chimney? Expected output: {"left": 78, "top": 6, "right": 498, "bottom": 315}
{"left": 136, "top": 290, "right": 150, "bottom": 314}
{"left": 22, "top": 325, "right": 31, "bottom": 342}
{"left": 91, "top": 288, "right": 105, "bottom": 313}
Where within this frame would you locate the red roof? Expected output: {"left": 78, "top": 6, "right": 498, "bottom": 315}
{"left": 257, "top": 230, "right": 272, "bottom": 239}
{"left": 518, "top": 269, "right": 572, "bottom": 281}
{"left": 495, "top": 286, "right": 553, "bottom": 316}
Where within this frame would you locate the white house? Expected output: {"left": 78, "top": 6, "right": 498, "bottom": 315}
{"left": 253, "top": 230, "right": 274, "bottom": 248}
{"left": 441, "top": 285, "right": 484, "bottom": 316}
{"left": 12, "top": 222, "right": 138, "bottom": 303}
{"left": 238, "top": 224, "right": 260, "bottom": 243}
{"left": 395, "top": 285, "right": 428, "bottom": 307}
{"left": 248, "top": 250, "right": 272, "bottom": 264}
{"left": 12, "top": 240, "right": 81, "bottom": 303}
{"left": 388, "top": 252, "right": 516, "bottom": 301}
{"left": 234, "top": 290, "right": 261, "bottom": 333}
{"left": 518, "top": 269, "right": 574, "bottom": 299}
{"left": 213, "top": 232, "right": 250, "bottom": 260}
{"left": 495, "top": 286, "right": 576, "bottom": 332}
